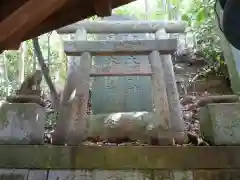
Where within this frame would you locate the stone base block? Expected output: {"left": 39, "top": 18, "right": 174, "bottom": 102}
{"left": 0, "top": 169, "right": 240, "bottom": 180}
{"left": 200, "top": 103, "right": 240, "bottom": 145}
{"left": 0, "top": 103, "right": 45, "bottom": 144}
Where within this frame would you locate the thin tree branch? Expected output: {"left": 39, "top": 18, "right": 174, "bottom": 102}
{"left": 32, "top": 37, "right": 59, "bottom": 109}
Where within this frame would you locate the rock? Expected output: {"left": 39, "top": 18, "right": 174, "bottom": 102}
{"left": 183, "top": 111, "right": 193, "bottom": 121}
{"left": 180, "top": 95, "right": 197, "bottom": 105}
{"left": 200, "top": 103, "right": 240, "bottom": 145}
{"left": 0, "top": 103, "right": 45, "bottom": 144}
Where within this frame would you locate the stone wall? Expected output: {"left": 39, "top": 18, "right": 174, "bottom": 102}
{"left": 0, "top": 145, "right": 240, "bottom": 180}
{"left": 4, "top": 169, "right": 240, "bottom": 180}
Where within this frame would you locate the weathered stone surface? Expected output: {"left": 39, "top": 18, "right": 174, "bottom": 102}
{"left": 171, "top": 171, "right": 193, "bottom": 180}
{"left": 199, "top": 105, "right": 213, "bottom": 143}
{"left": 93, "top": 170, "right": 152, "bottom": 180}
{"left": 194, "top": 170, "right": 217, "bottom": 180}
{"left": 200, "top": 103, "right": 240, "bottom": 145}
{"left": 2, "top": 169, "right": 240, "bottom": 180}
{"left": 91, "top": 15, "right": 153, "bottom": 114}
{"left": 0, "top": 103, "right": 45, "bottom": 144}
{"left": 48, "top": 170, "right": 152, "bottom": 180}
{"left": 64, "top": 39, "right": 177, "bottom": 56}
{"left": 48, "top": 170, "right": 92, "bottom": 180}
{"left": 28, "top": 170, "right": 47, "bottom": 180}
{"left": 90, "top": 63, "right": 152, "bottom": 76}
{"left": 0, "top": 146, "right": 240, "bottom": 169}
{"left": 194, "top": 170, "right": 240, "bottom": 180}
{"left": 1, "top": 169, "right": 240, "bottom": 180}
{"left": 57, "top": 20, "right": 186, "bottom": 34}
{"left": 86, "top": 112, "right": 157, "bottom": 143}
{"left": 154, "top": 170, "right": 171, "bottom": 180}
{"left": 0, "top": 169, "right": 28, "bottom": 180}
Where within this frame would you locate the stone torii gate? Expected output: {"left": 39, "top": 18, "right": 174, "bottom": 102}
{"left": 55, "top": 17, "right": 186, "bottom": 145}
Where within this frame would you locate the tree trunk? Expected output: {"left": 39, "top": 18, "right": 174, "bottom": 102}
{"left": 18, "top": 42, "right": 27, "bottom": 83}
{"left": 0, "top": 51, "right": 10, "bottom": 96}
{"left": 144, "top": 0, "right": 150, "bottom": 20}
{"left": 167, "top": 0, "right": 173, "bottom": 20}
{"left": 32, "top": 47, "right": 37, "bottom": 72}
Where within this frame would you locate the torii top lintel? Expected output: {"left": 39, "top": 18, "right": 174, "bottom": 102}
{"left": 0, "top": 0, "right": 135, "bottom": 52}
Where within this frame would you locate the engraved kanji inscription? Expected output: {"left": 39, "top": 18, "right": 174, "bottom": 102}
{"left": 91, "top": 15, "right": 153, "bottom": 113}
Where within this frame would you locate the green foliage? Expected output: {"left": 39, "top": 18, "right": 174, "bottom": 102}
{"left": 181, "top": 0, "right": 228, "bottom": 78}
{"left": 0, "top": 33, "right": 66, "bottom": 99}
{"left": 45, "top": 111, "right": 58, "bottom": 129}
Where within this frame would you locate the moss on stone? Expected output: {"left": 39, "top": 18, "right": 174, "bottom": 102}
{"left": 0, "top": 146, "right": 238, "bottom": 169}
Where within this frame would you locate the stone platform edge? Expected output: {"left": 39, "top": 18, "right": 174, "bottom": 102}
{"left": 0, "top": 145, "right": 239, "bottom": 169}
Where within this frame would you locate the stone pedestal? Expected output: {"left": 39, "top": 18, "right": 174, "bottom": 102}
{"left": 200, "top": 103, "right": 240, "bottom": 145}
{"left": 0, "top": 103, "right": 45, "bottom": 144}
